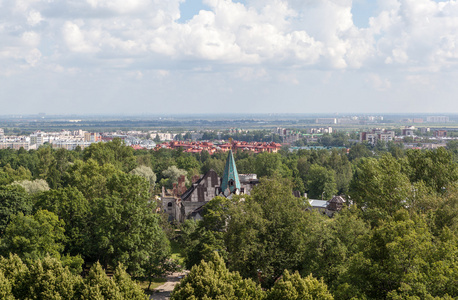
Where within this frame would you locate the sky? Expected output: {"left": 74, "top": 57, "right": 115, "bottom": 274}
{"left": 1, "top": 0, "right": 458, "bottom": 115}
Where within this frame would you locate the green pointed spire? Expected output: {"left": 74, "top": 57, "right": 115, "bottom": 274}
{"left": 221, "top": 149, "right": 241, "bottom": 196}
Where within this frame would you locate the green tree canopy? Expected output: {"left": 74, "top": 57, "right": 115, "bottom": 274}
{"left": 0, "top": 254, "right": 147, "bottom": 300}
{"left": 171, "top": 252, "right": 265, "bottom": 300}
{"left": 83, "top": 138, "right": 137, "bottom": 172}
{"left": 225, "top": 177, "right": 309, "bottom": 287}
{"left": 11, "top": 179, "right": 49, "bottom": 194}
{"left": 0, "top": 210, "right": 65, "bottom": 261}
{"left": 305, "top": 164, "right": 337, "bottom": 199}
{"left": 267, "top": 270, "right": 333, "bottom": 300}
{"left": 350, "top": 155, "right": 412, "bottom": 217}
{"left": 255, "top": 152, "right": 282, "bottom": 178}
{"left": 129, "top": 165, "right": 157, "bottom": 191}
{"left": 34, "top": 187, "right": 89, "bottom": 256}
{"left": 0, "top": 185, "right": 32, "bottom": 234}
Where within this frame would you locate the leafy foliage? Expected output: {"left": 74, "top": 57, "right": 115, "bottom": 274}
{"left": 0, "top": 210, "right": 65, "bottom": 261}
{"left": 267, "top": 270, "right": 333, "bottom": 300}
{"left": 171, "top": 252, "right": 265, "bottom": 300}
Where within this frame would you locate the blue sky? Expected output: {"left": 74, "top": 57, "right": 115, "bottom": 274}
{"left": 1, "top": 0, "right": 458, "bottom": 115}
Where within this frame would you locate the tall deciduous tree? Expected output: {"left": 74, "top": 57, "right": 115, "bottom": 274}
{"left": 11, "top": 179, "right": 49, "bottom": 194}
{"left": 0, "top": 185, "right": 32, "bottom": 234}
{"left": 88, "top": 189, "right": 170, "bottom": 276}
{"left": 0, "top": 210, "right": 66, "bottom": 261}
{"left": 225, "top": 177, "right": 309, "bottom": 287}
{"left": 255, "top": 152, "right": 282, "bottom": 178}
{"left": 350, "top": 155, "right": 412, "bottom": 217}
{"left": 305, "top": 164, "right": 337, "bottom": 199}
{"left": 171, "top": 252, "right": 265, "bottom": 300}
{"left": 129, "top": 165, "right": 157, "bottom": 191}
{"left": 0, "top": 254, "right": 147, "bottom": 300}
{"left": 404, "top": 148, "right": 458, "bottom": 193}
{"left": 34, "top": 187, "right": 89, "bottom": 256}
{"left": 83, "top": 138, "right": 137, "bottom": 172}
{"left": 267, "top": 270, "right": 333, "bottom": 300}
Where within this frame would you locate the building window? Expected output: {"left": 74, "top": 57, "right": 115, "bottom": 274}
{"left": 229, "top": 179, "right": 234, "bottom": 186}
{"left": 167, "top": 202, "right": 173, "bottom": 207}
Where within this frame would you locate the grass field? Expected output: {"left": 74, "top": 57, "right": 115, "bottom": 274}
{"left": 170, "top": 240, "right": 185, "bottom": 268}
{"left": 137, "top": 278, "right": 167, "bottom": 294}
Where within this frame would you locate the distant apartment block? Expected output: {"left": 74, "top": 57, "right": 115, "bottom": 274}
{"left": 427, "top": 116, "right": 449, "bottom": 123}
{"left": 275, "top": 127, "right": 302, "bottom": 144}
{"left": 315, "top": 118, "right": 337, "bottom": 124}
{"left": 360, "top": 128, "right": 395, "bottom": 145}
{"left": 52, "top": 140, "right": 93, "bottom": 150}
{"left": 420, "top": 127, "right": 430, "bottom": 134}
{"left": 307, "top": 127, "right": 333, "bottom": 134}
{"left": 0, "top": 141, "right": 30, "bottom": 150}
{"left": 434, "top": 130, "right": 447, "bottom": 138}
{"left": 337, "top": 118, "right": 359, "bottom": 124}
{"left": 401, "top": 126, "right": 415, "bottom": 136}
{"left": 84, "top": 132, "right": 100, "bottom": 142}
{"left": 150, "top": 132, "right": 177, "bottom": 141}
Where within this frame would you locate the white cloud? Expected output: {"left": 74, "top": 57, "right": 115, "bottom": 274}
{"left": 62, "top": 21, "right": 99, "bottom": 53}
{"left": 366, "top": 73, "right": 391, "bottom": 91}
{"left": 3, "top": 0, "right": 458, "bottom": 71}
{"left": 25, "top": 48, "right": 42, "bottom": 66}
{"left": 27, "top": 10, "right": 43, "bottom": 26}
{"left": 2, "top": 0, "right": 458, "bottom": 114}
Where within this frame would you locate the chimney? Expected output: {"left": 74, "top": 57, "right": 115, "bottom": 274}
{"left": 178, "top": 175, "right": 187, "bottom": 195}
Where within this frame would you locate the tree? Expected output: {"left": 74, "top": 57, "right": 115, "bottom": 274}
{"left": 201, "top": 158, "right": 225, "bottom": 177}
{"left": 0, "top": 270, "right": 14, "bottom": 300}
{"left": 0, "top": 210, "right": 66, "bottom": 261}
{"left": 0, "top": 164, "right": 32, "bottom": 186}
{"left": 88, "top": 193, "right": 170, "bottom": 276}
{"left": 176, "top": 155, "right": 200, "bottom": 175}
{"left": 34, "top": 187, "right": 89, "bottom": 256}
{"left": 300, "top": 207, "right": 370, "bottom": 290}
{"left": 255, "top": 152, "right": 282, "bottom": 178}
{"left": 153, "top": 134, "right": 161, "bottom": 143}
{"left": 13, "top": 255, "right": 82, "bottom": 300}
{"left": 225, "top": 177, "right": 309, "bottom": 287}
{"left": 305, "top": 164, "right": 337, "bottom": 200}
{"left": 171, "top": 252, "right": 265, "bottom": 300}
{"left": 81, "top": 262, "right": 147, "bottom": 300}
{"left": 129, "top": 165, "right": 157, "bottom": 191}
{"left": 83, "top": 138, "right": 137, "bottom": 172}
{"left": 267, "top": 270, "right": 333, "bottom": 300}
{"left": 11, "top": 179, "right": 49, "bottom": 194}
{"left": 404, "top": 148, "right": 458, "bottom": 193}
{"left": 349, "top": 155, "right": 412, "bottom": 217}
{"left": 0, "top": 254, "right": 147, "bottom": 300}
{"left": 337, "top": 210, "right": 435, "bottom": 299}
{"left": 0, "top": 185, "right": 32, "bottom": 234}
{"left": 348, "top": 143, "right": 372, "bottom": 161}
{"left": 62, "top": 159, "right": 120, "bottom": 200}
{"left": 162, "top": 166, "right": 189, "bottom": 189}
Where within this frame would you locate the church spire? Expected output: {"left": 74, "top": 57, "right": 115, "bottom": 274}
{"left": 221, "top": 149, "right": 241, "bottom": 196}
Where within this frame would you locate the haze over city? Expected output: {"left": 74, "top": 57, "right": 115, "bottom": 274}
{"left": 1, "top": 0, "right": 458, "bottom": 115}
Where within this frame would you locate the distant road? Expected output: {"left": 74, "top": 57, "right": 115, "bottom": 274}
{"left": 151, "top": 271, "right": 188, "bottom": 300}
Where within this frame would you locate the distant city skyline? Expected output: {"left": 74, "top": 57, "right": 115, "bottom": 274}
{"left": 1, "top": 0, "right": 458, "bottom": 115}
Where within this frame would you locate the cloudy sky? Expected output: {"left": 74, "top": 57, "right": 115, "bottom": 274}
{"left": 1, "top": 0, "right": 458, "bottom": 115}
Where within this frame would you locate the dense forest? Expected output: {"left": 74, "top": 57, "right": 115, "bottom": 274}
{"left": 0, "top": 138, "right": 458, "bottom": 299}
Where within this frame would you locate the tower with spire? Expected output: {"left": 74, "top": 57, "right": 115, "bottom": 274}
{"left": 221, "top": 149, "right": 241, "bottom": 196}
